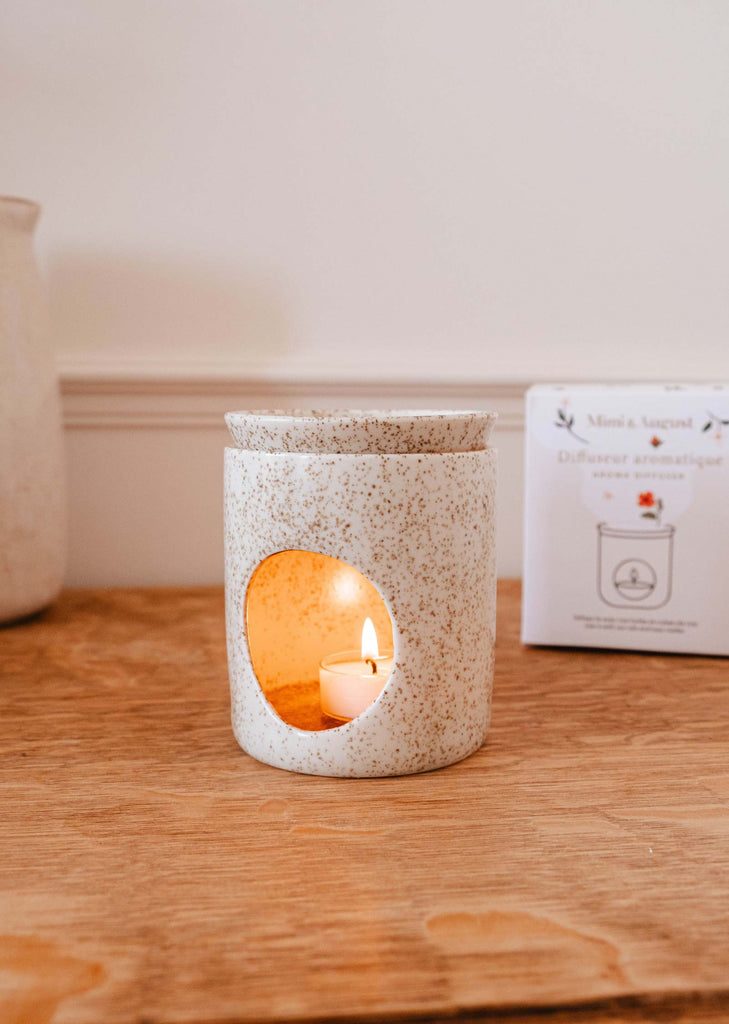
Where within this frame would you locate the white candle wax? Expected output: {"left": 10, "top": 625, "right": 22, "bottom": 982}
{"left": 319, "top": 651, "right": 394, "bottom": 722}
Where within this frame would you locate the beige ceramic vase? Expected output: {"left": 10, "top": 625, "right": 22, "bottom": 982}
{"left": 0, "top": 197, "right": 66, "bottom": 622}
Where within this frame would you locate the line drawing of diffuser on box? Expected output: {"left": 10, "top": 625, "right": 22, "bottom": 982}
{"left": 597, "top": 524, "right": 675, "bottom": 610}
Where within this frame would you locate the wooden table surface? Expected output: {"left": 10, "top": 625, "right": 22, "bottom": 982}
{"left": 2, "top": 581, "right": 729, "bottom": 1024}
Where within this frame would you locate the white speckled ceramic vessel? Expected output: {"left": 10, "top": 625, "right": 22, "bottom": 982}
{"left": 224, "top": 410, "right": 498, "bottom": 777}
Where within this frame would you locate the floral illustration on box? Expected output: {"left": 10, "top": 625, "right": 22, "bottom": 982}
{"left": 638, "top": 491, "right": 663, "bottom": 526}
{"left": 596, "top": 489, "right": 675, "bottom": 610}
{"left": 554, "top": 406, "right": 588, "bottom": 444}
{"left": 702, "top": 411, "right": 729, "bottom": 440}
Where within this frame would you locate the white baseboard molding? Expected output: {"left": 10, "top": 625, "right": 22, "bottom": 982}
{"left": 60, "top": 367, "right": 529, "bottom": 431}
{"left": 58, "top": 364, "right": 529, "bottom": 586}
{"left": 55, "top": 365, "right": 694, "bottom": 586}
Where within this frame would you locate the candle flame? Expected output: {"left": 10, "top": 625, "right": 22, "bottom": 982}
{"left": 361, "top": 617, "right": 379, "bottom": 660}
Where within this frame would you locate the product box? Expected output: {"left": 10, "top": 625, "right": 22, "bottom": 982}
{"left": 522, "top": 384, "right": 729, "bottom": 655}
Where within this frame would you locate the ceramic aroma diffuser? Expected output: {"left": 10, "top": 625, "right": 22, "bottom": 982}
{"left": 223, "top": 410, "right": 497, "bottom": 777}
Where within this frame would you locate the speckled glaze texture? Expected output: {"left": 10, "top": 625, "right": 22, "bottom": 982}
{"left": 224, "top": 411, "right": 497, "bottom": 777}
{"left": 225, "top": 409, "right": 496, "bottom": 454}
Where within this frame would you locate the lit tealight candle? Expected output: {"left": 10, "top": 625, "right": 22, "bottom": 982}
{"left": 319, "top": 618, "right": 394, "bottom": 722}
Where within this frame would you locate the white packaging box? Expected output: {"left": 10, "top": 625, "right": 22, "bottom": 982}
{"left": 522, "top": 384, "right": 729, "bottom": 655}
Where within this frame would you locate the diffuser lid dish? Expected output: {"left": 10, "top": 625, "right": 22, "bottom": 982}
{"left": 225, "top": 409, "right": 496, "bottom": 454}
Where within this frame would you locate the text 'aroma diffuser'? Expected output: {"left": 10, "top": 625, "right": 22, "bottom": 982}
{"left": 224, "top": 410, "right": 497, "bottom": 777}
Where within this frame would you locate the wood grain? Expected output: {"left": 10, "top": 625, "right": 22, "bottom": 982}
{"left": 1, "top": 581, "right": 729, "bottom": 1023}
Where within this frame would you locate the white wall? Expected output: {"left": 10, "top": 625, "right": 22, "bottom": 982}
{"left": 3, "top": 1, "right": 728, "bottom": 583}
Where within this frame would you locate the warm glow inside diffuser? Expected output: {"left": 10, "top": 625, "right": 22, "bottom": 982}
{"left": 245, "top": 550, "right": 394, "bottom": 731}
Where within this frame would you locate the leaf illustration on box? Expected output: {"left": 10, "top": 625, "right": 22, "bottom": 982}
{"left": 702, "top": 411, "right": 729, "bottom": 439}
{"left": 554, "top": 406, "right": 588, "bottom": 444}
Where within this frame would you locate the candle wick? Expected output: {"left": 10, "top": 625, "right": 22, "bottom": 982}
{"left": 365, "top": 658, "right": 378, "bottom": 674}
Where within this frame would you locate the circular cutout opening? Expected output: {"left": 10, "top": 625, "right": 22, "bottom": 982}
{"left": 245, "top": 550, "right": 394, "bottom": 731}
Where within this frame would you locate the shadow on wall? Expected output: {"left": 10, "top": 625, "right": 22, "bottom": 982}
{"left": 47, "top": 251, "right": 293, "bottom": 370}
